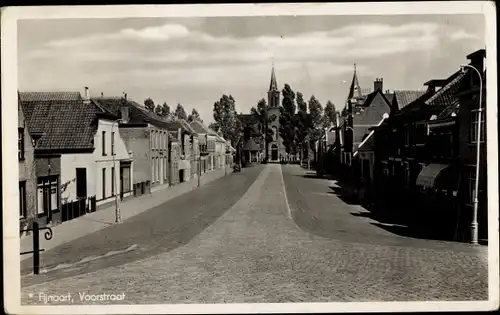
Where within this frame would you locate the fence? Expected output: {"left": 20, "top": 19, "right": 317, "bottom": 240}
{"left": 61, "top": 196, "right": 97, "bottom": 223}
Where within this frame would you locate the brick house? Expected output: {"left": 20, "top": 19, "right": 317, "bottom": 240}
{"left": 166, "top": 118, "right": 197, "bottom": 184}
{"left": 370, "top": 49, "right": 487, "bottom": 242}
{"left": 454, "top": 49, "right": 487, "bottom": 242}
{"left": 93, "top": 95, "right": 172, "bottom": 195}
{"left": 18, "top": 99, "right": 39, "bottom": 232}
{"left": 190, "top": 119, "right": 211, "bottom": 174}
{"left": 20, "top": 90, "right": 135, "bottom": 215}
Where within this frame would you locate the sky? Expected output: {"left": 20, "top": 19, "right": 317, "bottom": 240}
{"left": 18, "top": 14, "right": 485, "bottom": 124}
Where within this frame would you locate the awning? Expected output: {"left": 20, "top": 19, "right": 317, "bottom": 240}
{"left": 416, "top": 163, "right": 451, "bottom": 188}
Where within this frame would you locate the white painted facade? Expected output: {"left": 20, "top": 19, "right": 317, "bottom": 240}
{"left": 60, "top": 119, "right": 133, "bottom": 206}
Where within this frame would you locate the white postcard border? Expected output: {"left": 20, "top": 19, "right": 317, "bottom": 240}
{"left": 2, "top": 2, "right": 498, "bottom": 314}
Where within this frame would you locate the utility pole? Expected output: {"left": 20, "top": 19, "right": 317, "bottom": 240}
{"left": 461, "top": 64, "right": 483, "bottom": 245}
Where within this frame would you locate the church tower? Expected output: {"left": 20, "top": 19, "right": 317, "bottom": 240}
{"left": 266, "top": 64, "right": 286, "bottom": 162}
{"left": 268, "top": 65, "right": 280, "bottom": 107}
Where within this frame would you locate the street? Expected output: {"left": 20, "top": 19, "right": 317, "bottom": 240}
{"left": 21, "top": 164, "right": 488, "bottom": 304}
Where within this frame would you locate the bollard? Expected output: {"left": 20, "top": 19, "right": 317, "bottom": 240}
{"left": 32, "top": 222, "right": 40, "bottom": 275}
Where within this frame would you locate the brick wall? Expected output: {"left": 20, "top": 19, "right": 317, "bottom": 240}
{"left": 18, "top": 107, "right": 37, "bottom": 229}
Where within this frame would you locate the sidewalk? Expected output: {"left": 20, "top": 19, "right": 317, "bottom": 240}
{"left": 20, "top": 166, "right": 233, "bottom": 259}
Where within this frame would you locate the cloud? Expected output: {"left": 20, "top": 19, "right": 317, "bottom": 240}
{"left": 19, "top": 18, "right": 484, "bottom": 122}
{"left": 46, "top": 23, "right": 191, "bottom": 47}
{"left": 31, "top": 21, "right": 458, "bottom": 68}
{"left": 448, "top": 29, "right": 481, "bottom": 41}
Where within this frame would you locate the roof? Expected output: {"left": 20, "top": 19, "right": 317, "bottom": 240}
{"left": 166, "top": 118, "right": 196, "bottom": 134}
{"left": 269, "top": 66, "right": 278, "bottom": 91}
{"left": 425, "top": 70, "right": 467, "bottom": 107}
{"left": 19, "top": 92, "right": 82, "bottom": 103}
{"left": 393, "top": 90, "right": 428, "bottom": 110}
{"left": 384, "top": 93, "right": 395, "bottom": 105}
{"left": 19, "top": 92, "right": 101, "bottom": 151}
{"left": 190, "top": 119, "right": 211, "bottom": 134}
{"left": 347, "top": 64, "right": 363, "bottom": 101}
{"left": 208, "top": 128, "right": 225, "bottom": 142}
{"left": 353, "top": 90, "right": 392, "bottom": 126}
{"left": 93, "top": 97, "right": 172, "bottom": 129}
{"left": 437, "top": 100, "right": 460, "bottom": 119}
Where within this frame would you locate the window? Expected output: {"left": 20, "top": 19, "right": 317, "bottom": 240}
{"left": 37, "top": 176, "right": 58, "bottom": 216}
{"left": 111, "top": 167, "right": 115, "bottom": 196}
{"left": 102, "top": 168, "right": 106, "bottom": 199}
{"left": 470, "top": 109, "right": 485, "bottom": 143}
{"left": 151, "top": 158, "right": 155, "bottom": 182}
{"left": 164, "top": 158, "right": 168, "bottom": 180}
{"left": 181, "top": 134, "right": 186, "bottom": 156}
{"left": 415, "top": 123, "right": 427, "bottom": 146}
{"left": 111, "top": 132, "right": 115, "bottom": 155}
{"left": 19, "top": 181, "right": 26, "bottom": 219}
{"left": 18, "top": 128, "right": 25, "bottom": 160}
{"left": 102, "top": 131, "right": 107, "bottom": 156}
{"left": 403, "top": 162, "right": 410, "bottom": 188}
{"left": 404, "top": 128, "right": 410, "bottom": 147}
{"left": 157, "top": 158, "right": 161, "bottom": 182}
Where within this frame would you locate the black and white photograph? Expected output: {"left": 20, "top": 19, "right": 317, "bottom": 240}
{"left": 2, "top": 2, "right": 498, "bottom": 314}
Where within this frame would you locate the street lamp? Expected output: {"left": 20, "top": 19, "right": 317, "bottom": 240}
{"left": 111, "top": 119, "right": 122, "bottom": 224}
{"left": 460, "top": 64, "right": 484, "bottom": 245}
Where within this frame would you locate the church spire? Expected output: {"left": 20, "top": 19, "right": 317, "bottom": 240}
{"left": 269, "top": 62, "right": 278, "bottom": 92}
{"left": 347, "top": 63, "right": 363, "bottom": 101}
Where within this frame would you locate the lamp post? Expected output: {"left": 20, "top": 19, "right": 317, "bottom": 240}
{"left": 111, "top": 119, "right": 122, "bottom": 224}
{"left": 461, "top": 64, "right": 484, "bottom": 245}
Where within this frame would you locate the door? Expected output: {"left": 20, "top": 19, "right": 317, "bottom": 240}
{"left": 271, "top": 145, "right": 278, "bottom": 161}
{"left": 76, "top": 168, "right": 87, "bottom": 199}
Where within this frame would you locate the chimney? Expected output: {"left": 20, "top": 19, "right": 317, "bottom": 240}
{"left": 374, "top": 78, "right": 383, "bottom": 92}
{"left": 121, "top": 106, "right": 129, "bottom": 124}
{"left": 84, "top": 87, "right": 90, "bottom": 104}
{"left": 467, "top": 49, "right": 486, "bottom": 73}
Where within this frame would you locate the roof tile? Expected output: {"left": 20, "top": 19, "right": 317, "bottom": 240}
{"left": 20, "top": 92, "right": 99, "bottom": 151}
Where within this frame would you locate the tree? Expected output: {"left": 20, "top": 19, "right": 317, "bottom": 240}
{"left": 282, "top": 84, "right": 296, "bottom": 115}
{"left": 308, "top": 95, "right": 323, "bottom": 130}
{"left": 208, "top": 122, "right": 219, "bottom": 132}
{"left": 323, "top": 101, "right": 337, "bottom": 128}
{"left": 154, "top": 104, "right": 163, "bottom": 116}
{"left": 144, "top": 98, "right": 155, "bottom": 112}
{"left": 296, "top": 92, "right": 307, "bottom": 113}
{"left": 212, "top": 94, "right": 241, "bottom": 146}
{"left": 250, "top": 98, "right": 275, "bottom": 160}
{"left": 175, "top": 103, "right": 187, "bottom": 120}
{"left": 161, "top": 102, "right": 170, "bottom": 117}
{"left": 188, "top": 108, "right": 201, "bottom": 122}
{"left": 277, "top": 84, "right": 299, "bottom": 155}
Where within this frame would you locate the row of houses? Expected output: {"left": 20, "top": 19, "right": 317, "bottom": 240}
{"left": 321, "top": 48, "right": 487, "bottom": 243}
{"left": 18, "top": 89, "right": 235, "bottom": 232}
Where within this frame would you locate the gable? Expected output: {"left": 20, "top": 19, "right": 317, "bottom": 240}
{"left": 353, "top": 91, "right": 391, "bottom": 126}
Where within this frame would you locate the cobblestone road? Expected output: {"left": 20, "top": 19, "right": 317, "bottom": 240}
{"left": 22, "top": 164, "right": 488, "bottom": 304}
